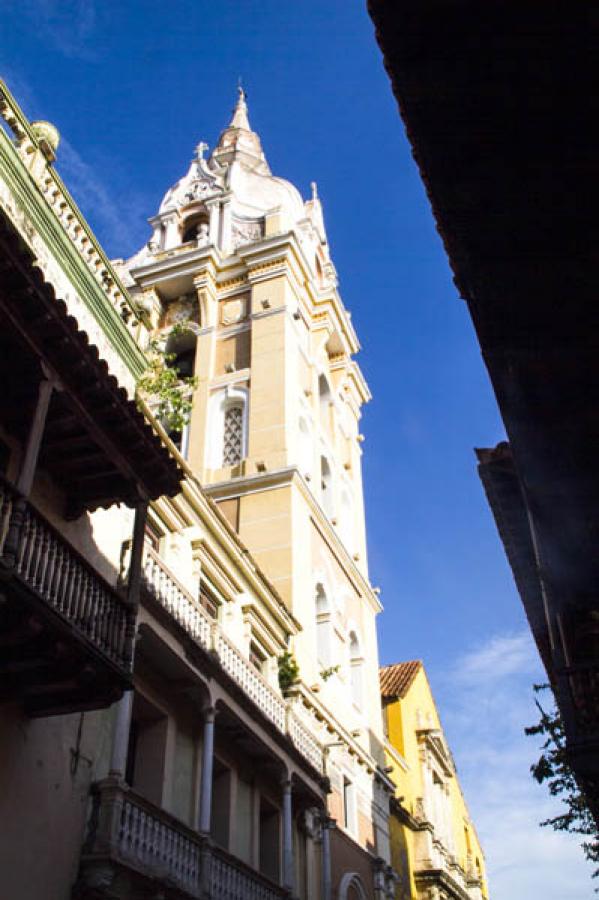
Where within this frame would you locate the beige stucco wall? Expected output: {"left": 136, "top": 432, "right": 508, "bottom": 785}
{"left": 0, "top": 702, "right": 114, "bottom": 900}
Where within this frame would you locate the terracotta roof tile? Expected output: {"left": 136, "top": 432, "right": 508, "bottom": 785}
{"left": 379, "top": 661, "right": 422, "bottom": 698}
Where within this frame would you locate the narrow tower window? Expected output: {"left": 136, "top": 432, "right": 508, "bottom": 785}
{"left": 318, "top": 373, "right": 332, "bottom": 431}
{"left": 320, "top": 456, "right": 334, "bottom": 518}
{"left": 343, "top": 777, "right": 357, "bottom": 835}
{"left": 349, "top": 631, "right": 364, "bottom": 711}
{"left": 316, "top": 583, "right": 332, "bottom": 668}
{"left": 223, "top": 404, "right": 244, "bottom": 466}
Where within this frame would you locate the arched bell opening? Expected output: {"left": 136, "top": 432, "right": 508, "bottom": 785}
{"left": 181, "top": 212, "right": 210, "bottom": 245}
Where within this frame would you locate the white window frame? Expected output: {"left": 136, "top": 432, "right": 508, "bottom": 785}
{"left": 348, "top": 626, "right": 364, "bottom": 712}
{"left": 206, "top": 384, "right": 249, "bottom": 469}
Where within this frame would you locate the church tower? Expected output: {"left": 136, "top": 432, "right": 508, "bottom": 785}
{"left": 117, "top": 89, "right": 391, "bottom": 869}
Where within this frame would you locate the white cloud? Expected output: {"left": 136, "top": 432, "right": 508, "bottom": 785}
{"left": 56, "top": 138, "right": 134, "bottom": 251}
{"left": 452, "top": 631, "right": 536, "bottom": 683}
{"left": 436, "top": 630, "right": 595, "bottom": 900}
{"left": 22, "top": 0, "right": 98, "bottom": 60}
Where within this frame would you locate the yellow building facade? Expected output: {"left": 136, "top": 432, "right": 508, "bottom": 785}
{"left": 381, "top": 662, "right": 488, "bottom": 900}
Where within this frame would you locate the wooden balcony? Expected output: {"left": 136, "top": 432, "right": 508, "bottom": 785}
{"left": 0, "top": 475, "right": 134, "bottom": 715}
{"left": 77, "top": 779, "right": 290, "bottom": 900}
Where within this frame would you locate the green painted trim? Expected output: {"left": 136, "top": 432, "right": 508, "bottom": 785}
{"left": 0, "top": 129, "right": 147, "bottom": 380}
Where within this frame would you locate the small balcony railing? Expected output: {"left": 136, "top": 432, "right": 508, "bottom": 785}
{"left": 141, "top": 544, "right": 323, "bottom": 774}
{"left": 81, "top": 780, "right": 288, "bottom": 900}
{"left": 211, "top": 844, "right": 287, "bottom": 900}
{"left": 0, "top": 475, "right": 134, "bottom": 679}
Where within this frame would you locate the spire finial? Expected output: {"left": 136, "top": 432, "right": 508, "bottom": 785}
{"left": 230, "top": 82, "right": 251, "bottom": 130}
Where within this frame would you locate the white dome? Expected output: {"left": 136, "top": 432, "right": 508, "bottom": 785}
{"left": 123, "top": 89, "right": 327, "bottom": 272}
{"left": 227, "top": 164, "right": 305, "bottom": 223}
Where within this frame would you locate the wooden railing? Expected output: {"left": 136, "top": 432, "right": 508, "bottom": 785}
{"left": 84, "top": 781, "right": 288, "bottom": 900}
{"left": 141, "top": 545, "right": 323, "bottom": 773}
{"left": 0, "top": 476, "right": 133, "bottom": 671}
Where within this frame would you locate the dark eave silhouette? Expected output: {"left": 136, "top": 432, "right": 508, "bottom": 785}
{"left": 367, "top": 0, "right": 599, "bottom": 818}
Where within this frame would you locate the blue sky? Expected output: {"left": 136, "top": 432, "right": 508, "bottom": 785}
{"left": 1, "top": 2, "right": 592, "bottom": 896}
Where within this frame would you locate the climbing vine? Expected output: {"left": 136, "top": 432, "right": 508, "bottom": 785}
{"left": 137, "top": 323, "right": 198, "bottom": 434}
{"left": 525, "top": 683, "right": 599, "bottom": 889}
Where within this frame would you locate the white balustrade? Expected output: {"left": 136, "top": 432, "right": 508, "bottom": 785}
{"left": 216, "top": 630, "right": 287, "bottom": 731}
{"left": 118, "top": 794, "right": 203, "bottom": 895}
{"left": 210, "top": 845, "right": 286, "bottom": 900}
{"left": 86, "top": 782, "right": 289, "bottom": 900}
{"left": 287, "top": 708, "right": 323, "bottom": 772}
{"left": 140, "top": 544, "right": 323, "bottom": 774}
{"left": 142, "top": 545, "right": 212, "bottom": 650}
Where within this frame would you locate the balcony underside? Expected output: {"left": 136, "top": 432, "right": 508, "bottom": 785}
{"left": 0, "top": 571, "right": 129, "bottom": 716}
{"left": 0, "top": 211, "right": 182, "bottom": 513}
{"left": 0, "top": 477, "right": 134, "bottom": 716}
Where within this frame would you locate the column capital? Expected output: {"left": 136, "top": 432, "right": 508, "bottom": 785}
{"left": 319, "top": 809, "right": 335, "bottom": 829}
{"left": 203, "top": 705, "right": 217, "bottom": 723}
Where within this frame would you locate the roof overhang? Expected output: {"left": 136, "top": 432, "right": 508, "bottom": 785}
{"left": 368, "top": 0, "right": 599, "bottom": 800}
{"left": 0, "top": 211, "right": 183, "bottom": 511}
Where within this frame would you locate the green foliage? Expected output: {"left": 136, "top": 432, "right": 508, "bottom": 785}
{"left": 320, "top": 664, "right": 340, "bottom": 681}
{"left": 526, "top": 683, "right": 599, "bottom": 887}
{"left": 137, "top": 324, "right": 198, "bottom": 434}
{"left": 278, "top": 651, "right": 300, "bottom": 693}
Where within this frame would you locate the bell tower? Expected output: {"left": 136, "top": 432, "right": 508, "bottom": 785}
{"left": 117, "top": 95, "right": 387, "bottom": 849}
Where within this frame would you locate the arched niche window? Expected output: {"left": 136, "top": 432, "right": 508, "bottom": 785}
{"left": 339, "top": 873, "right": 368, "bottom": 900}
{"left": 349, "top": 630, "right": 364, "bottom": 711}
{"left": 315, "top": 254, "right": 325, "bottom": 288}
{"left": 181, "top": 212, "right": 209, "bottom": 245}
{"left": 318, "top": 374, "right": 332, "bottom": 429}
{"left": 339, "top": 488, "right": 353, "bottom": 549}
{"left": 320, "top": 456, "right": 334, "bottom": 519}
{"left": 165, "top": 328, "right": 198, "bottom": 379}
{"left": 316, "top": 583, "right": 332, "bottom": 668}
{"left": 298, "top": 415, "right": 312, "bottom": 479}
{"left": 206, "top": 386, "right": 249, "bottom": 470}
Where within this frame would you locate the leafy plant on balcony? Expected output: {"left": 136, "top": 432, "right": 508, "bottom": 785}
{"left": 137, "top": 323, "right": 198, "bottom": 434}
{"left": 320, "top": 664, "right": 340, "bottom": 681}
{"left": 278, "top": 651, "right": 300, "bottom": 693}
{"left": 526, "top": 683, "right": 599, "bottom": 889}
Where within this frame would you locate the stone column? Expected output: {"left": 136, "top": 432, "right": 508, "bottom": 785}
{"left": 321, "top": 815, "right": 333, "bottom": 900}
{"left": 207, "top": 199, "right": 220, "bottom": 246}
{"left": 198, "top": 706, "right": 216, "bottom": 834}
{"left": 109, "top": 499, "right": 148, "bottom": 778}
{"left": 109, "top": 689, "right": 134, "bottom": 778}
{"left": 163, "top": 212, "right": 180, "bottom": 250}
{"left": 220, "top": 199, "right": 232, "bottom": 252}
{"left": 282, "top": 777, "right": 294, "bottom": 891}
